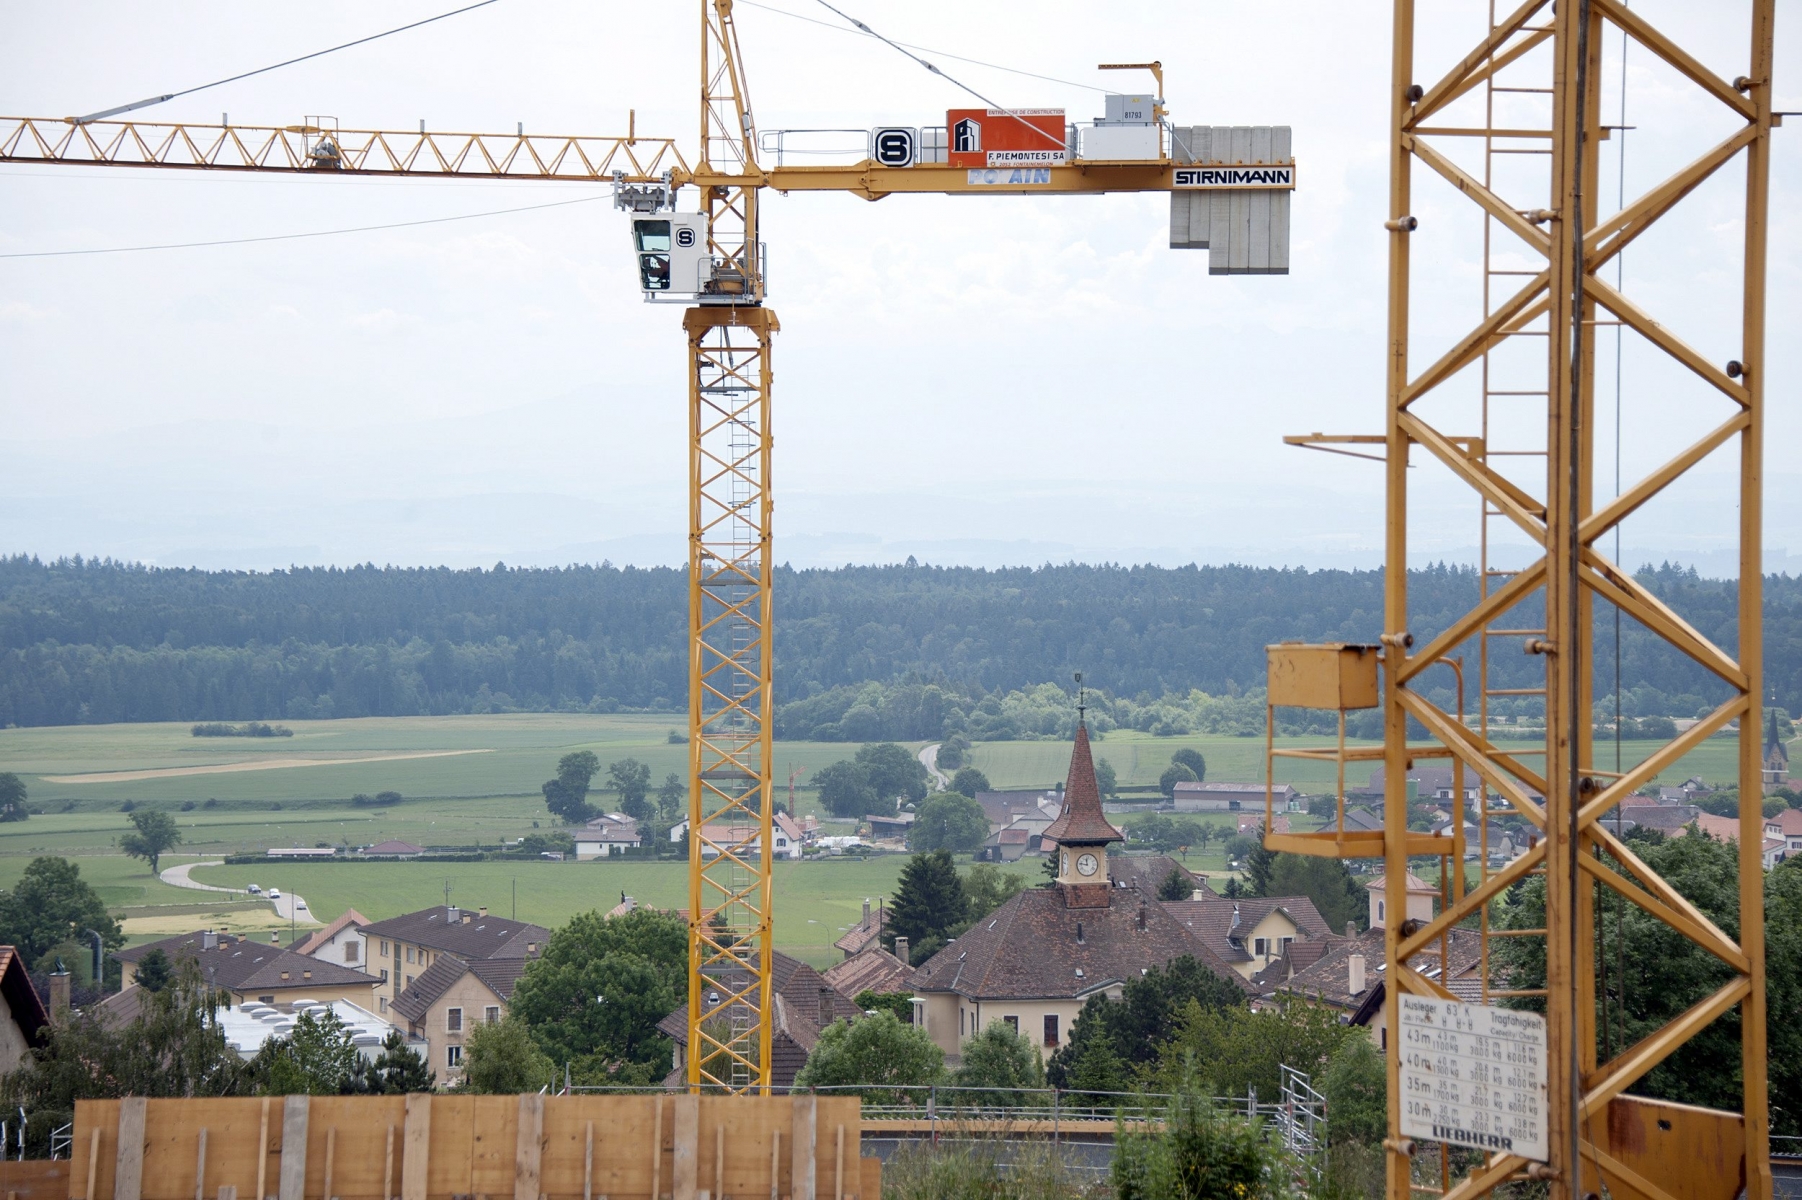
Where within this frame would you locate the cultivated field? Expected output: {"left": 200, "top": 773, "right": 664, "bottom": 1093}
{"left": 0, "top": 713, "right": 1760, "bottom": 962}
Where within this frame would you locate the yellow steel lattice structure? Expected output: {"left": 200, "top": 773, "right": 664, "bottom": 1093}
{"left": 683, "top": 306, "right": 777, "bottom": 1094}
{"left": 1277, "top": 0, "right": 1774, "bottom": 1196}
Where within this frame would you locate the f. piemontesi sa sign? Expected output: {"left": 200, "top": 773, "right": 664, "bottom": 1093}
{"left": 1173, "top": 165, "right": 1296, "bottom": 189}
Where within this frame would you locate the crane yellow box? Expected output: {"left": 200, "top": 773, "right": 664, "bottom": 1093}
{"left": 1266, "top": 642, "right": 1380, "bottom": 710}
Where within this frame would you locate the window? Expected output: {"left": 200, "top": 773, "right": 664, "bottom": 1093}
{"left": 1253, "top": 938, "right": 1268, "bottom": 958}
{"left": 486, "top": 1006, "right": 501, "bottom": 1024}
{"left": 345, "top": 942, "right": 360, "bottom": 963}
{"left": 446, "top": 1046, "right": 463, "bottom": 1068}
{"left": 1003, "top": 1015, "right": 1018, "bottom": 1032}
{"left": 258, "top": 995, "right": 276, "bottom": 1004}
{"left": 447, "top": 1007, "right": 463, "bottom": 1032}
{"left": 406, "top": 947, "right": 415, "bottom": 964}
{"left": 379, "top": 997, "right": 388, "bottom": 1013}
{"left": 1043, "top": 1014, "right": 1059, "bottom": 1047}
{"left": 380, "top": 969, "right": 389, "bottom": 983}
{"left": 959, "top": 1009, "right": 965, "bottom": 1036}
{"left": 406, "top": 975, "right": 415, "bottom": 988}
{"left": 1377, "top": 900, "right": 1385, "bottom": 922}
{"left": 381, "top": 940, "right": 390, "bottom": 956}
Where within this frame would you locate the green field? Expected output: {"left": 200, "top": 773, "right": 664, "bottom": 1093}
{"left": 0, "top": 714, "right": 1765, "bottom": 965}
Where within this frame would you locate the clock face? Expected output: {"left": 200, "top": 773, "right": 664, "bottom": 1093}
{"left": 1076, "top": 853, "right": 1099, "bottom": 877}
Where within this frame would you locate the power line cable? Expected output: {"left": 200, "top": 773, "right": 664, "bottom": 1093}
{"left": 71, "top": 0, "right": 506, "bottom": 125}
{"left": 804, "top": 0, "right": 1068, "bottom": 147}
{"left": 0, "top": 192, "right": 604, "bottom": 259}
{"left": 736, "top": 0, "right": 1107, "bottom": 93}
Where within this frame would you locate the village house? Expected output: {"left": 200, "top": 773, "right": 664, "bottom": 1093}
{"left": 974, "top": 790, "right": 1064, "bottom": 834}
{"left": 359, "top": 905, "right": 548, "bottom": 1017}
{"left": 1108, "top": 855, "right": 1217, "bottom": 899}
{"left": 0, "top": 948, "right": 47, "bottom": 1074}
{"left": 834, "top": 899, "right": 888, "bottom": 959}
{"left": 1766, "top": 808, "right": 1802, "bottom": 859}
{"left": 670, "top": 811, "right": 806, "bottom": 860}
{"left": 392, "top": 956, "right": 530, "bottom": 1079}
{"left": 657, "top": 951, "right": 862, "bottom": 1092}
{"left": 1160, "top": 894, "right": 1331, "bottom": 980}
{"left": 360, "top": 840, "right": 425, "bottom": 858}
{"left": 1683, "top": 812, "right": 1787, "bottom": 869}
{"left": 822, "top": 934, "right": 915, "bottom": 1002}
{"left": 575, "top": 812, "right": 642, "bottom": 858}
{"left": 289, "top": 909, "right": 373, "bottom": 971}
{"left": 113, "top": 930, "right": 382, "bottom": 1010}
{"left": 912, "top": 723, "right": 1246, "bottom": 1063}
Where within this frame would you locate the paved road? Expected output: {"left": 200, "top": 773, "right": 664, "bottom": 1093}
{"left": 920, "top": 743, "right": 949, "bottom": 790}
{"left": 160, "top": 860, "right": 311, "bottom": 921}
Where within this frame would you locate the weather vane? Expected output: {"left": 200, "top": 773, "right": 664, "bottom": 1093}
{"left": 1074, "top": 671, "right": 1086, "bottom": 725}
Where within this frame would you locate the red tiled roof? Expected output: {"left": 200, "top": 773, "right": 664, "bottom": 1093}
{"left": 1041, "top": 724, "right": 1123, "bottom": 846}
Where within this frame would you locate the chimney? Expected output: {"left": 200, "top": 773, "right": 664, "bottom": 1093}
{"left": 1136, "top": 900, "right": 1147, "bottom": 932}
{"left": 1349, "top": 953, "right": 1367, "bottom": 996}
{"left": 270, "top": 931, "right": 280, "bottom": 945}
{"left": 1345, "top": 921, "right": 1357, "bottom": 939}
{"left": 479, "top": 906, "right": 488, "bottom": 918}
{"left": 462, "top": 911, "right": 473, "bottom": 924}
{"left": 202, "top": 930, "right": 218, "bottom": 951}
{"left": 47, "top": 963, "right": 70, "bottom": 1023}
{"left": 819, "top": 985, "right": 836, "bottom": 1028}
{"left": 447, "top": 906, "right": 460, "bottom": 924}
{"left": 863, "top": 898, "right": 872, "bottom": 927}
{"left": 894, "top": 936, "right": 910, "bottom": 964}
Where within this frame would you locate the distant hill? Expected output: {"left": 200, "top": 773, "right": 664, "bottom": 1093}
{"left": 0, "top": 555, "right": 1787, "bottom": 729}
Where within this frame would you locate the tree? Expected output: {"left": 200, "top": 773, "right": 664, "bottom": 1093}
{"left": 949, "top": 767, "right": 990, "bottom": 798}
{"left": 1113, "top": 1065, "right": 1285, "bottom": 1200}
{"left": 136, "top": 948, "right": 174, "bottom": 993}
{"left": 1319, "top": 1034, "right": 1386, "bottom": 1145}
{"left": 1094, "top": 756, "right": 1118, "bottom": 800}
{"left": 936, "top": 732, "right": 970, "bottom": 771}
{"left": 951, "top": 1021, "right": 1046, "bottom": 1107}
{"left": 793, "top": 1011, "right": 944, "bottom": 1104}
{"left": 814, "top": 760, "right": 878, "bottom": 818}
{"left": 1144, "top": 1000, "right": 1358, "bottom": 1101}
{"left": 371, "top": 1029, "right": 435, "bottom": 1093}
{"left": 254, "top": 1009, "right": 361, "bottom": 1095}
{"left": 541, "top": 751, "right": 600, "bottom": 824}
{"left": 1242, "top": 832, "right": 1277, "bottom": 897}
{"left": 855, "top": 742, "right": 930, "bottom": 805}
{"left": 1158, "top": 868, "right": 1193, "bottom": 902}
{"left": 508, "top": 907, "right": 687, "bottom": 1076}
{"left": 854, "top": 990, "right": 915, "bottom": 1022}
{"left": 656, "top": 772, "right": 686, "bottom": 820}
{"left": 0, "top": 958, "right": 252, "bottom": 1152}
{"left": 607, "top": 758, "right": 653, "bottom": 821}
{"left": 1047, "top": 956, "right": 1245, "bottom": 1092}
{"left": 1171, "top": 748, "right": 1207, "bottom": 783}
{"left": 910, "top": 792, "right": 989, "bottom": 855}
{"left": 1159, "top": 762, "right": 1198, "bottom": 798}
{"left": 886, "top": 850, "right": 967, "bottom": 966}
{"left": 962, "top": 863, "right": 1027, "bottom": 923}
{"left": 119, "top": 809, "right": 182, "bottom": 875}
{"left": 1266, "top": 853, "right": 1365, "bottom": 933}
{"left": 462, "top": 1016, "right": 554, "bottom": 1093}
{"left": 0, "top": 773, "right": 27, "bottom": 823}
{"left": 0, "top": 856, "right": 122, "bottom": 965}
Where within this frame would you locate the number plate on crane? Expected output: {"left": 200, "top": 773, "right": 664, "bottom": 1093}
{"left": 1398, "top": 994, "right": 1549, "bottom": 1162}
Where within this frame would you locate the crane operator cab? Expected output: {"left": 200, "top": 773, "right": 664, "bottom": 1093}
{"left": 630, "top": 213, "right": 708, "bottom": 298}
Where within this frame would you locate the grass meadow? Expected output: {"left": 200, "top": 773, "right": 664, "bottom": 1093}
{"left": 0, "top": 713, "right": 1761, "bottom": 962}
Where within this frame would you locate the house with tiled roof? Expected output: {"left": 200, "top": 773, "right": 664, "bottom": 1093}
{"left": 360, "top": 905, "right": 548, "bottom": 1018}
{"left": 392, "top": 956, "right": 530, "bottom": 1080}
{"left": 912, "top": 721, "right": 1246, "bottom": 1064}
{"left": 1765, "top": 808, "right": 1802, "bottom": 859}
{"left": 0, "top": 948, "right": 47, "bottom": 1072}
{"left": 657, "top": 951, "right": 862, "bottom": 1091}
{"left": 1365, "top": 872, "right": 1437, "bottom": 930}
{"left": 1683, "top": 811, "right": 1787, "bottom": 868}
{"left": 834, "top": 899, "right": 888, "bottom": 959}
{"left": 821, "top": 946, "right": 914, "bottom": 1001}
{"left": 1159, "top": 894, "right": 1330, "bottom": 979}
{"left": 575, "top": 812, "right": 642, "bottom": 859}
{"left": 113, "top": 930, "right": 381, "bottom": 1009}
{"left": 974, "top": 790, "right": 1064, "bottom": 834}
{"left": 1272, "top": 916, "right": 1485, "bottom": 1050}
{"left": 289, "top": 908, "right": 373, "bottom": 972}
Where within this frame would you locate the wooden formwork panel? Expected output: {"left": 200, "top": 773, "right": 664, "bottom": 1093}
{"left": 71, "top": 1094, "right": 876, "bottom": 1200}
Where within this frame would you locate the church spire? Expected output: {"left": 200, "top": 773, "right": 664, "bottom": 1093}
{"left": 1042, "top": 720, "right": 1123, "bottom": 846}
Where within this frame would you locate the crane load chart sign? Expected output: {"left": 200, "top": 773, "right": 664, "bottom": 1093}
{"left": 1398, "top": 994, "right": 1548, "bottom": 1163}
{"left": 948, "top": 109, "right": 1066, "bottom": 167}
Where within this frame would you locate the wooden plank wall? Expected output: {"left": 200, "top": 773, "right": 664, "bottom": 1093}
{"left": 69, "top": 1095, "right": 878, "bottom": 1200}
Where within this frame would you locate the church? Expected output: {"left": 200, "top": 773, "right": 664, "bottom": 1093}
{"left": 909, "top": 719, "right": 1245, "bottom": 1062}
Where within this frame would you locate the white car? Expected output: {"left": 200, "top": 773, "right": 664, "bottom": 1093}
{"left": 295, "top": 899, "right": 308, "bottom": 911}
{"left": 268, "top": 888, "right": 282, "bottom": 900}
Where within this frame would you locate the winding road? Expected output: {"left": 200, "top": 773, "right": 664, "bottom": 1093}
{"left": 160, "top": 860, "right": 311, "bottom": 921}
{"left": 919, "top": 743, "right": 949, "bottom": 790}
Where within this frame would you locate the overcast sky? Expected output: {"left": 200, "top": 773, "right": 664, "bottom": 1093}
{"left": 2, "top": 1, "right": 1798, "bottom": 574}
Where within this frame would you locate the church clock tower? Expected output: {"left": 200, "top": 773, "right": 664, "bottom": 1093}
{"left": 1042, "top": 718, "right": 1124, "bottom": 908}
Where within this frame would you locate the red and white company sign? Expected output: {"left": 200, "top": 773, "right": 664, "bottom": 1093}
{"left": 947, "top": 109, "right": 1066, "bottom": 168}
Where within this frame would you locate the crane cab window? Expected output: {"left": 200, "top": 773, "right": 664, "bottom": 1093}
{"left": 634, "top": 219, "right": 673, "bottom": 291}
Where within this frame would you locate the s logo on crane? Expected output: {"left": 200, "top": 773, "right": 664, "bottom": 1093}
{"left": 676, "top": 227, "right": 697, "bottom": 247}
{"left": 871, "top": 128, "right": 916, "bottom": 167}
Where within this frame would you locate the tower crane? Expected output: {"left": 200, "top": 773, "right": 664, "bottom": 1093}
{"left": 0, "top": 1, "right": 1295, "bottom": 1093}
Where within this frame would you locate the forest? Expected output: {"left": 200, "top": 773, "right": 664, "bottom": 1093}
{"left": 0, "top": 554, "right": 1794, "bottom": 730}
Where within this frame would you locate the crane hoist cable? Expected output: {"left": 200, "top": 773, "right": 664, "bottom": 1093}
{"left": 70, "top": 0, "right": 507, "bottom": 125}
